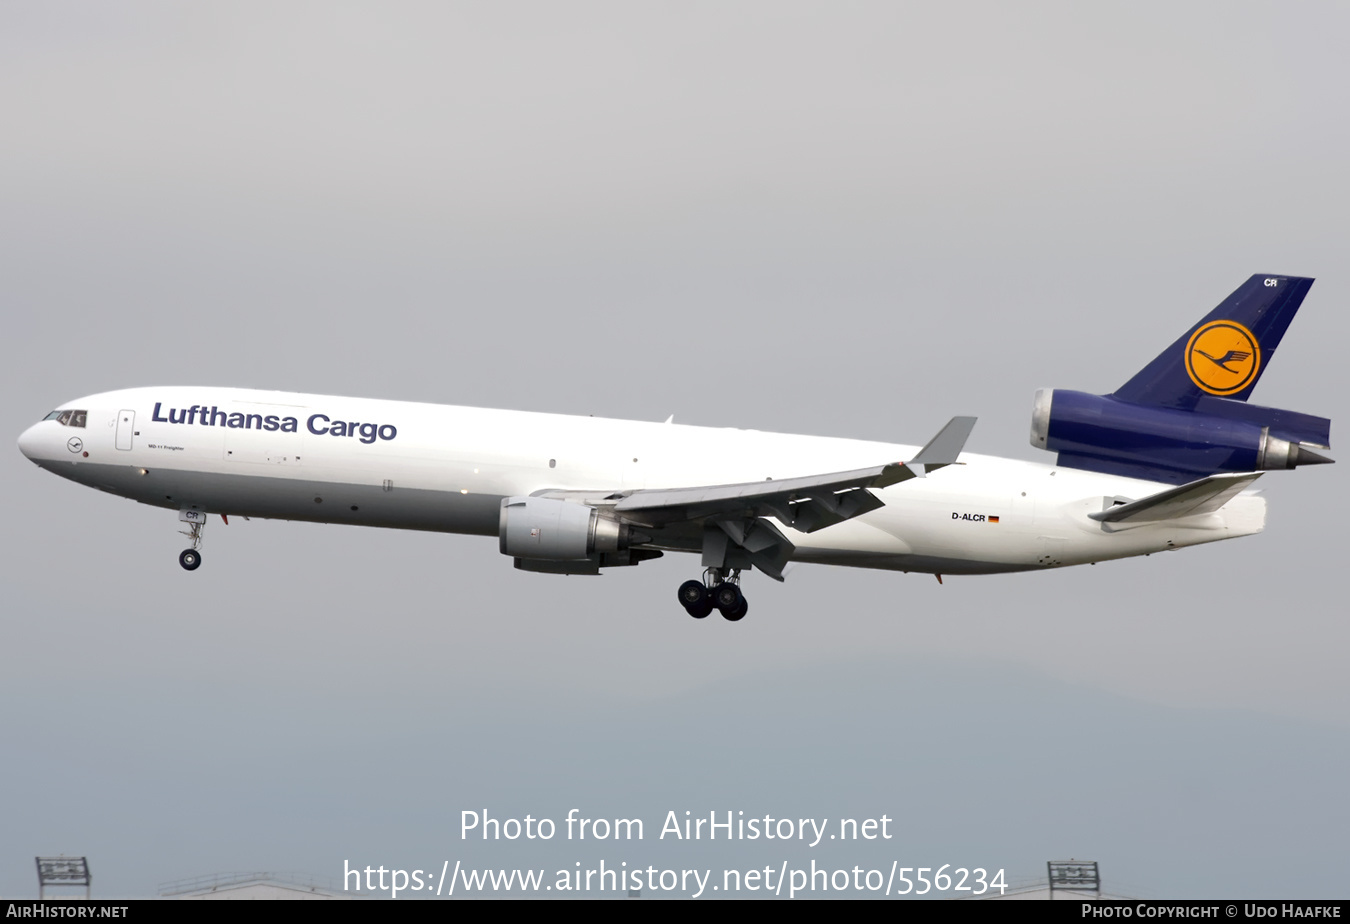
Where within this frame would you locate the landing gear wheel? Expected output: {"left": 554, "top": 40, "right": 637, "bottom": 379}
{"left": 678, "top": 580, "right": 712, "bottom": 619}
{"left": 713, "top": 582, "right": 743, "bottom": 615}
{"left": 722, "top": 598, "right": 748, "bottom": 622}
{"left": 179, "top": 548, "right": 202, "bottom": 571}
{"left": 678, "top": 580, "right": 707, "bottom": 608}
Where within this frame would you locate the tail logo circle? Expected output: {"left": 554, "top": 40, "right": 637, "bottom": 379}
{"left": 1185, "top": 320, "right": 1261, "bottom": 395}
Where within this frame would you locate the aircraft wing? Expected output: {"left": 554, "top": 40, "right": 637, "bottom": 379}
{"left": 533, "top": 417, "right": 975, "bottom": 581}
{"left": 1087, "top": 471, "right": 1263, "bottom": 524}
{"left": 610, "top": 416, "right": 977, "bottom": 532}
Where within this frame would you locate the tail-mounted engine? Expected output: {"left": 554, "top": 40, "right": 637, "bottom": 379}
{"left": 1030, "top": 388, "right": 1332, "bottom": 484}
{"left": 1030, "top": 274, "right": 1333, "bottom": 484}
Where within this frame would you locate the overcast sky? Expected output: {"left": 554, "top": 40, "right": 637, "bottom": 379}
{"left": 2, "top": 2, "right": 1348, "bottom": 899}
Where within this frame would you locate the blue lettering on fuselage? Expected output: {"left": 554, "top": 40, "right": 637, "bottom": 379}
{"left": 307, "top": 414, "right": 396, "bottom": 444}
{"left": 149, "top": 402, "right": 394, "bottom": 442}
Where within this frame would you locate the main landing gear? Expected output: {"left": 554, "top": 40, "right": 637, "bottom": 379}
{"left": 678, "top": 569, "right": 748, "bottom": 622}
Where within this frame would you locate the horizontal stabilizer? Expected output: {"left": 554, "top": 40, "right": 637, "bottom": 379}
{"left": 1088, "top": 472, "right": 1263, "bottom": 524}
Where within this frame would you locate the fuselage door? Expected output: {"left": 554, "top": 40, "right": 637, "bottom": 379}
{"left": 116, "top": 409, "right": 135, "bottom": 451}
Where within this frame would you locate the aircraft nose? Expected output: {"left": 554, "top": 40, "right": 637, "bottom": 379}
{"left": 18, "top": 422, "right": 45, "bottom": 461}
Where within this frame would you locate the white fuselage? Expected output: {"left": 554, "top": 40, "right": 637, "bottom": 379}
{"left": 17, "top": 387, "right": 1266, "bottom": 575}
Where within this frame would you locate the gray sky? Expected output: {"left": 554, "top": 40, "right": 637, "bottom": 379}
{"left": 2, "top": 2, "right": 1348, "bottom": 899}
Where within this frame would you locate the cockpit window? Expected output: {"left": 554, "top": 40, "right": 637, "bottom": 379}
{"left": 44, "top": 409, "right": 87, "bottom": 428}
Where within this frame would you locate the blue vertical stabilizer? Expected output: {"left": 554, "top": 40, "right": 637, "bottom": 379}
{"left": 1113, "top": 275, "right": 1314, "bottom": 408}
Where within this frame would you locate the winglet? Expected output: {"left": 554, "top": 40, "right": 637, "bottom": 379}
{"left": 912, "top": 416, "right": 978, "bottom": 473}
{"left": 873, "top": 416, "right": 977, "bottom": 486}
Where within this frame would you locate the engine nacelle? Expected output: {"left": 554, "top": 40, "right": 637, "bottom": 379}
{"left": 1030, "top": 389, "right": 1332, "bottom": 484}
{"left": 499, "top": 496, "right": 644, "bottom": 561}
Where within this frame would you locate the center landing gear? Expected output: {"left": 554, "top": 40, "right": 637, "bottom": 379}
{"left": 677, "top": 569, "right": 748, "bottom": 621}
{"left": 178, "top": 516, "right": 205, "bottom": 571}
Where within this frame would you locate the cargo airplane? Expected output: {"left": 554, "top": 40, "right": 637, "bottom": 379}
{"left": 17, "top": 275, "right": 1332, "bottom": 621}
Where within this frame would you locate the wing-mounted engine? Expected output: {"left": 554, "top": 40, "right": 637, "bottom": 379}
{"left": 1030, "top": 389, "right": 1332, "bottom": 484}
{"left": 499, "top": 496, "right": 659, "bottom": 575}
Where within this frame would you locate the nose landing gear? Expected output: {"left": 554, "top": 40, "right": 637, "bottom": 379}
{"left": 178, "top": 512, "right": 205, "bottom": 571}
{"left": 677, "top": 569, "right": 748, "bottom": 621}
